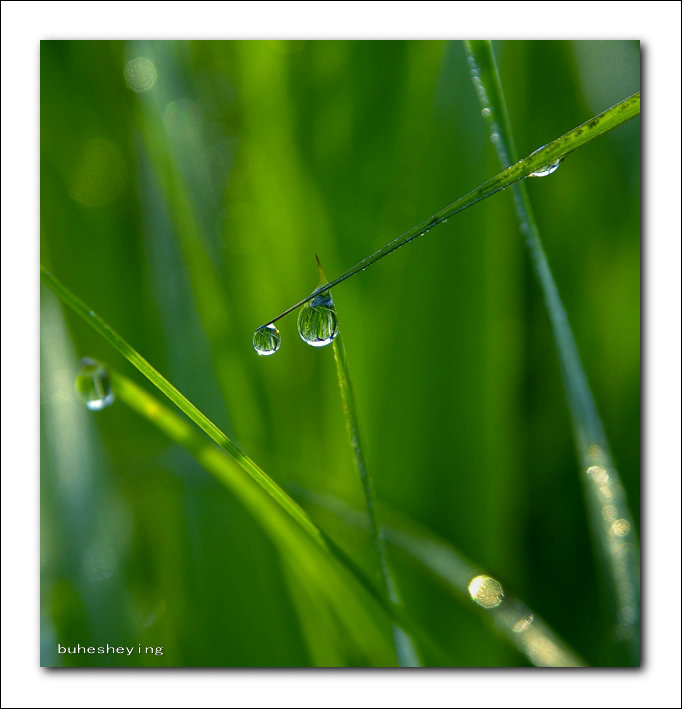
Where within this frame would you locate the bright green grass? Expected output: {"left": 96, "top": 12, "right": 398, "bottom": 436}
{"left": 40, "top": 40, "right": 640, "bottom": 667}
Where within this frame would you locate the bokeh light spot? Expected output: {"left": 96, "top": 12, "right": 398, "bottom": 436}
{"left": 610, "top": 518, "right": 631, "bottom": 537}
{"left": 123, "top": 57, "right": 157, "bottom": 92}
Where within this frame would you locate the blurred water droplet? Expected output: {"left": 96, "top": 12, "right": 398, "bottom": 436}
{"left": 82, "top": 543, "right": 116, "bottom": 582}
{"left": 530, "top": 159, "right": 562, "bottom": 177}
{"left": 297, "top": 291, "right": 339, "bottom": 348}
{"left": 75, "top": 358, "right": 114, "bottom": 411}
{"left": 253, "top": 324, "right": 281, "bottom": 356}
{"left": 511, "top": 613, "right": 534, "bottom": 633}
{"left": 468, "top": 574, "right": 504, "bottom": 609}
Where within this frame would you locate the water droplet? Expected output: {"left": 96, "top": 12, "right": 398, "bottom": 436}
{"left": 75, "top": 358, "right": 114, "bottom": 410}
{"left": 253, "top": 323, "right": 281, "bottom": 356}
{"left": 468, "top": 574, "right": 504, "bottom": 609}
{"left": 530, "top": 159, "right": 562, "bottom": 177}
{"left": 481, "top": 107, "right": 491, "bottom": 118}
{"left": 297, "top": 291, "right": 339, "bottom": 348}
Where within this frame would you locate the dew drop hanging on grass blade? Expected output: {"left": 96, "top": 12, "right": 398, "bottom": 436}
{"left": 529, "top": 158, "right": 563, "bottom": 177}
{"left": 297, "top": 290, "right": 339, "bottom": 348}
{"left": 75, "top": 357, "right": 115, "bottom": 410}
{"left": 253, "top": 323, "right": 281, "bottom": 356}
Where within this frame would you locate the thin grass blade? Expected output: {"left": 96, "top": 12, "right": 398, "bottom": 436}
{"left": 464, "top": 40, "right": 639, "bottom": 664}
{"left": 332, "top": 328, "right": 420, "bottom": 667}
{"left": 259, "top": 91, "right": 640, "bottom": 329}
{"left": 301, "top": 490, "right": 586, "bottom": 668}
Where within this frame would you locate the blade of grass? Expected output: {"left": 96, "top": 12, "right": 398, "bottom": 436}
{"left": 464, "top": 40, "right": 639, "bottom": 664}
{"left": 108, "top": 366, "right": 455, "bottom": 666}
{"left": 131, "top": 41, "right": 261, "bottom": 436}
{"left": 258, "top": 91, "right": 640, "bottom": 329}
{"left": 109, "top": 369, "right": 397, "bottom": 664}
{"left": 300, "top": 489, "right": 586, "bottom": 668}
{"left": 40, "top": 265, "right": 323, "bottom": 546}
{"left": 41, "top": 266, "right": 455, "bottom": 665}
{"left": 332, "top": 322, "right": 420, "bottom": 667}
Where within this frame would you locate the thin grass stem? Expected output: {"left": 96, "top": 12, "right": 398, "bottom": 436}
{"left": 332, "top": 329, "right": 421, "bottom": 667}
{"left": 257, "top": 91, "right": 639, "bottom": 330}
{"left": 464, "top": 40, "right": 639, "bottom": 664}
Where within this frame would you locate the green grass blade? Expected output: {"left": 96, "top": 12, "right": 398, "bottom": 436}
{"left": 332, "top": 329, "right": 421, "bottom": 667}
{"left": 41, "top": 265, "right": 454, "bottom": 665}
{"left": 40, "top": 265, "right": 325, "bottom": 547}
{"left": 131, "top": 41, "right": 260, "bottom": 434}
{"left": 109, "top": 367, "right": 454, "bottom": 666}
{"left": 464, "top": 40, "right": 639, "bottom": 663}
{"left": 302, "top": 490, "right": 586, "bottom": 668}
{"left": 109, "top": 370, "right": 397, "bottom": 664}
{"left": 259, "top": 91, "right": 640, "bottom": 329}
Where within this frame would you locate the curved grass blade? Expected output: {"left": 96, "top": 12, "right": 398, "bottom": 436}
{"left": 109, "top": 368, "right": 455, "bottom": 666}
{"left": 464, "top": 40, "right": 639, "bottom": 664}
{"left": 301, "top": 489, "right": 586, "bottom": 668}
{"left": 40, "top": 267, "right": 454, "bottom": 665}
{"left": 40, "top": 265, "right": 323, "bottom": 545}
{"left": 258, "top": 91, "right": 640, "bottom": 330}
{"left": 110, "top": 369, "right": 396, "bottom": 665}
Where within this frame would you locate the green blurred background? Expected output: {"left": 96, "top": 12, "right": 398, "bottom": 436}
{"left": 40, "top": 40, "right": 640, "bottom": 667}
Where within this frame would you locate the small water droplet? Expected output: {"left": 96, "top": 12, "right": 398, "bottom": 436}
{"left": 75, "top": 358, "right": 114, "bottom": 410}
{"left": 253, "top": 323, "right": 281, "bottom": 356}
{"left": 530, "top": 159, "right": 562, "bottom": 177}
{"left": 468, "top": 574, "right": 504, "bottom": 609}
{"left": 297, "top": 291, "right": 339, "bottom": 348}
{"left": 481, "top": 107, "right": 491, "bottom": 118}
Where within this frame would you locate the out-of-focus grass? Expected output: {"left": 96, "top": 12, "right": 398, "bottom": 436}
{"left": 40, "top": 40, "right": 640, "bottom": 667}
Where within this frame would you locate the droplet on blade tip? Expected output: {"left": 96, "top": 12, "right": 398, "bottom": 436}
{"left": 297, "top": 291, "right": 339, "bottom": 348}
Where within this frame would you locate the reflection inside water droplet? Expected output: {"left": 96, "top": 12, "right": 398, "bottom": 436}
{"left": 253, "top": 323, "right": 281, "bottom": 356}
{"left": 468, "top": 574, "right": 504, "bottom": 609}
{"left": 297, "top": 291, "right": 339, "bottom": 348}
{"left": 530, "top": 159, "right": 562, "bottom": 177}
{"left": 75, "top": 358, "right": 115, "bottom": 410}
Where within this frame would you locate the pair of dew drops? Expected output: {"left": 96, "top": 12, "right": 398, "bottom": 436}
{"left": 253, "top": 290, "right": 339, "bottom": 357}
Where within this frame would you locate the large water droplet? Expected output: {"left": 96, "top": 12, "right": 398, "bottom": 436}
{"left": 75, "top": 358, "right": 114, "bottom": 410}
{"left": 297, "top": 291, "right": 339, "bottom": 348}
{"left": 468, "top": 574, "right": 504, "bottom": 609}
{"left": 253, "top": 323, "right": 281, "bottom": 356}
{"left": 530, "top": 159, "right": 562, "bottom": 177}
